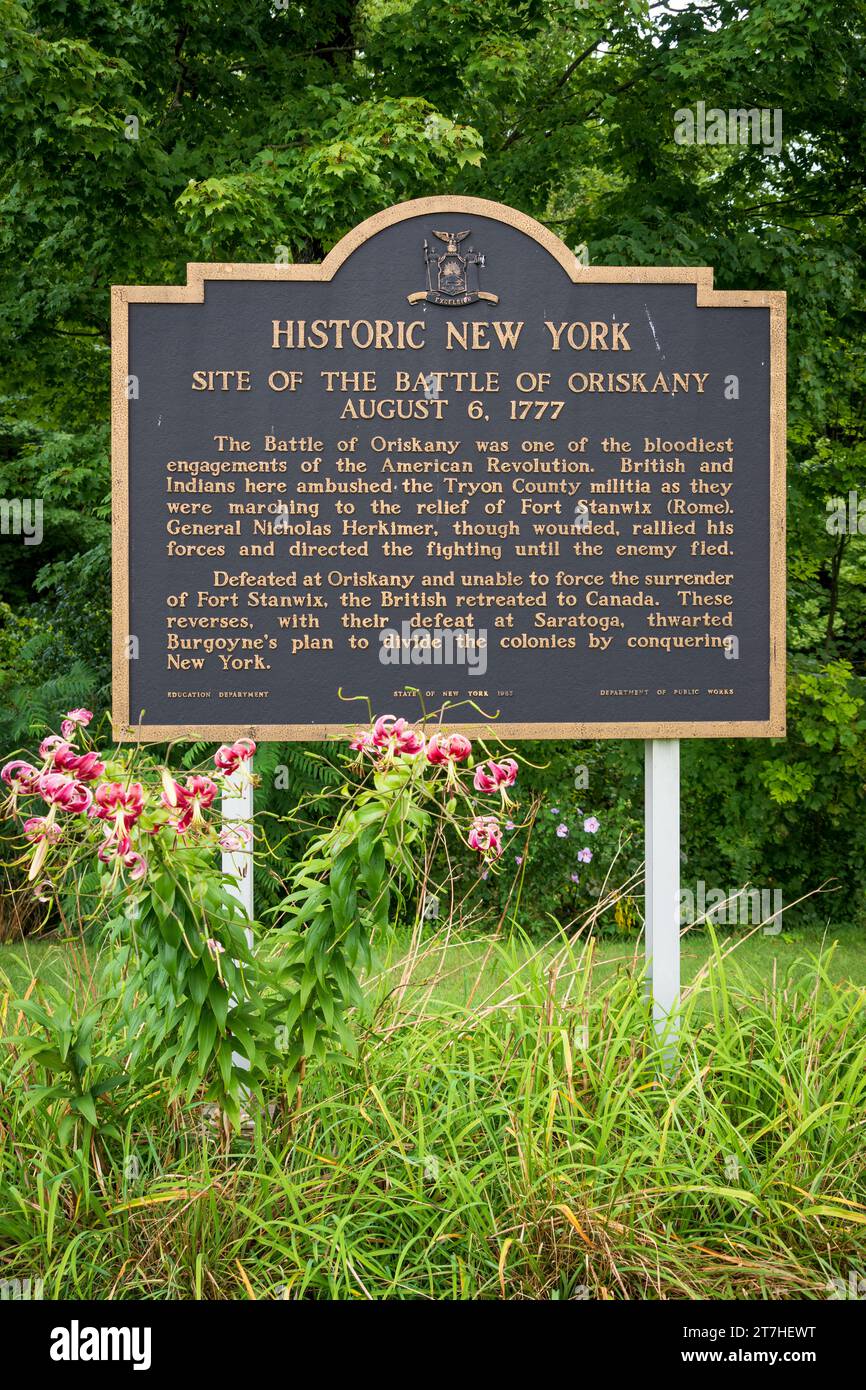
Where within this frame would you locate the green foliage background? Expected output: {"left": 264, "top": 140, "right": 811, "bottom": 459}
{"left": 1, "top": 0, "right": 864, "bottom": 929}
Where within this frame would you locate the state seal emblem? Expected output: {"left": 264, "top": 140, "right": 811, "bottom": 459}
{"left": 407, "top": 229, "right": 499, "bottom": 306}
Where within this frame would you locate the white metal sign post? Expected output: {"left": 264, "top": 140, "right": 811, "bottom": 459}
{"left": 221, "top": 755, "right": 254, "bottom": 927}
{"left": 645, "top": 740, "right": 680, "bottom": 1043}
{"left": 221, "top": 756, "right": 254, "bottom": 1076}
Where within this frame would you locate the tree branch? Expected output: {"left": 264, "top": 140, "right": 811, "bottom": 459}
{"left": 499, "top": 35, "right": 607, "bottom": 151}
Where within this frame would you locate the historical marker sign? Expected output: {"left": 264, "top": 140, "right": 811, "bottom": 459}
{"left": 111, "top": 196, "right": 785, "bottom": 741}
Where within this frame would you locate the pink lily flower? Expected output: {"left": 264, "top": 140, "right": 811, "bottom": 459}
{"left": 22, "top": 816, "right": 62, "bottom": 845}
{"left": 163, "top": 775, "right": 218, "bottom": 832}
{"left": 93, "top": 782, "right": 145, "bottom": 834}
{"left": 70, "top": 750, "right": 106, "bottom": 782}
{"left": 348, "top": 728, "right": 380, "bottom": 771}
{"left": 60, "top": 708, "right": 93, "bottom": 739}
{"left": 473, "top": 763, "right": 498, "bottom": 793}
{"left": 47, "top": 741, "right": 76, "bottom": 770}
{"left": 38, "top": 772, "right": 93, "bottom": 814}
{"left": 122, "top": 850, "right": 148, "bottom": 881}
{"left": 1, "top": 760, "right": 40, "bottom": 803}
{"left": 49, "top": 742, "right": 105, "bottom": 781}
{"left": 371, "top": 714, "right": 425, "bottom": 758}
{"left": 426, "top": 732, "right": 472, "bottom": 766}
{"left": 38, "top": 735, "right": 67, "bottom": 760}
{"left": 473, "top": 758, "right": 519, "bottom": 796}
{"left": 98, "top": 826, "right": 132, "bottom": 863}
{"left": 218, "top": 822, "right": 252, "bottom": 853}
{"left": 468, "top": 814, "right": 503, "bottom": 858}
{"left": 214, "top": 737, "right": 256, "bottom": 776}
{"left": 496, "top": 759, "right": 518, "bottom": 788}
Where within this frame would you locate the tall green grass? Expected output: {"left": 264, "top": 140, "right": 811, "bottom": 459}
{"left": 1, "top": 929, "right": 865, "bottom": 1299}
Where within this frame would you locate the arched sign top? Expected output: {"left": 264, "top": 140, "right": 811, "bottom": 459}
{"left": 321, "top": 196, "right": 588, "bottom": 284}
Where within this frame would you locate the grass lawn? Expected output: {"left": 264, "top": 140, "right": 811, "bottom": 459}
{"left": 2, "top": 921, "right": 864, "bottom": 1009}
{"left": 370, "top": 923, "right": 866, "bottom": 1012}
{"left": 2, "top": 923, "right": 865, "bottom": 1300}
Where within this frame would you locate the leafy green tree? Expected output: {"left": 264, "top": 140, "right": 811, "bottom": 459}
{"left": 2, "top": 0, "right": 865, "bottom": 924}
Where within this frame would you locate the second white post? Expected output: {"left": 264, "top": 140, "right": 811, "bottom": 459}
{"left": 644, "top": 739, "right": 680, "bottom": 1039}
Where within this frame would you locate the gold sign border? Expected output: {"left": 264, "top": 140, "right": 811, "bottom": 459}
{"left": 111, "top": 194, "right": 786, "bottom": 742}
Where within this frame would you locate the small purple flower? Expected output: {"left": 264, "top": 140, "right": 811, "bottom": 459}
{"left": 481, "top": 869, "right": 489, "bottom": 880}
{"left": 556, "top": 823, "right": 569, "bottom": 838}
{"left": 505, "top": 820, "right": 515, "bottom": 830}
{"left": 515, "top": 855, "right": 523, "bottom": 865}
{"left": 577, "top": 846, "right": 592, "bottom": 864}
{"left": 550, "top": 806, "right": 560, "bottom": 814}
{"left": 583, "top": 816, "right": 600, "bottom": 834}
{"left": 571, "top": 873, "right": 580, "bottom": 884}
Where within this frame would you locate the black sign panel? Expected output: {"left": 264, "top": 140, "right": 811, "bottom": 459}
{"left": 111, "top": 197, "right": 785, "bottom": 740}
